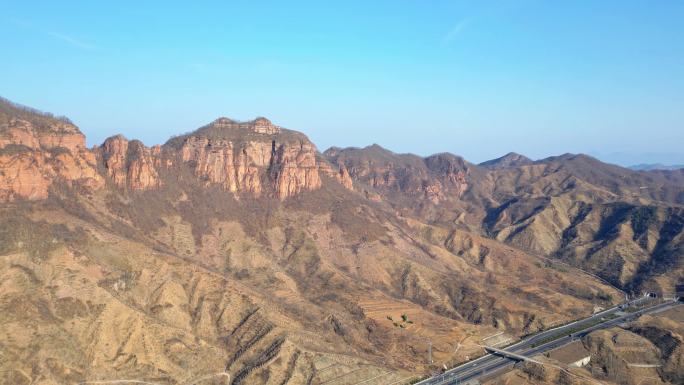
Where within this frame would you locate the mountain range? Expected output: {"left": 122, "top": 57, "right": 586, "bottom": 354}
{"left": 629, "top": 163, "right": 684, "bottom": 171}
{"left": 1, "top": 96, "right": 682, "bottom": 385}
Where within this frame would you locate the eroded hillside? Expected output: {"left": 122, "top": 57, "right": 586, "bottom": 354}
{"left": 484, "top": 305, "right": 684, "bottom": 385}
{"left": 0, "top": 97, "right": 681, "bottom": 384}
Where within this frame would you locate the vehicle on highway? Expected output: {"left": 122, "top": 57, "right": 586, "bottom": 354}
{"left": 417, "top": 299, "right": 681, "bottom": 385}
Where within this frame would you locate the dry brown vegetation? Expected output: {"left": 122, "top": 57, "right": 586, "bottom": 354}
{"left": 1, "top": 98, "right": 682, "bottom": 384}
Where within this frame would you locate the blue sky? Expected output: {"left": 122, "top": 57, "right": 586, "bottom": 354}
{"left": 2, "top": 1, "right": 683, "bottom": 165}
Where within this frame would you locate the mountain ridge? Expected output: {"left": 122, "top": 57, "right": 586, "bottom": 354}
{"left": 1, "top": 96, "right": 682, "bottom": 385}
{"left": 630, "top": 163, "right": 684, "bottom": 171}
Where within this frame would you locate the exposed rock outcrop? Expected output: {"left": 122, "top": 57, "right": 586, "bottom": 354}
{"left": 1, "top": 103, "right": 352, "bottom": 201}
{"left": 0, "top": 118, "right": 85, "bottom": 153}
{"left": 173, "top": 117, "right": 325, "bottom": 199}
{"left": 209, "top": 116, "right": 281, "bottom": 135}
{"left": 318, "top": 159, "right": 354, "bottom": 190}
{"left": 101, "top": 135, "right": 161, "bottom": 190}
{"left": 270, "top": 140, "right": 321, "bottom": 199}
{"left": 0, "top": 117, "right": 103, "bottom": 202}
{"left": 179, "top": 136, "right": 263, "bottom": 195}
{"left": 323, "top": 145, "right": 469, "bottom": 203}
{"left": 0, "top": 150, "right": 52, "bottom": 201}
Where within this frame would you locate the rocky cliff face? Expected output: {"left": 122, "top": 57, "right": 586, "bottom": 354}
{"left": 423, "top": 153, "right": 469, "bottom": 203}
{"left": 0, "top": 101, "right": 353, "bottom": 200}
{"left": 207, "top": 116, "right": 281, "bottom": 135}
{"left": 101, "top": 135, "right": 161, "bottom": 190}
{"left": 269, "top": 140, "right": 322, "bottom": 199}
{"left": 318, "top": 158, "right": 354, "bottom": 190}
{"left": 173, "top": 117, "right": 326, "bottom": 199}
{"left": 0, "top": 117, "right": 85, "bottom": 152}
{"left": 0, "top": 116, "right": 103, "bottom": 202}
{"left": 0, "top": 149, "right": 52, "bottom": 201}
{"left": 323, "top": 145, "right": 469, "bottom": 203}
{"left": 179, "top": 136, "right": 265, "bottom": 195}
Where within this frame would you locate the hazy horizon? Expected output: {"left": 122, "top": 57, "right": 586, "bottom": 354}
{"left": 2, "top": 1, "right": 682, "bottom": 166}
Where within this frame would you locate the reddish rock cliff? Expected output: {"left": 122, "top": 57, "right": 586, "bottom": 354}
{"left": 270, "top": 140, "right": 321, "bottom": 199}
{"left": 0, "top": 118, "right": 85, "bottom": 152}
{"left": 0, "top": 117, "right": 103, "bottom": 202}
{"left": 179, "top": 136, "right": 263, "bottom": 195}
{"left": 323, "top": 145, "right": 469, "bottom": 204}
{"left": 101, "top": 135, "right": 161, "bottom": 190}
{"left": 173, "top": 117, "right": 326, "bottom": 199}
{"left": 0, "top": 99, "right": 356, "bottom": 201}
{"left": 0, "top": 150, "right": 52, "bottom": 201}
{"left": 318, "top": 159, "right": 354, "bottom": 190}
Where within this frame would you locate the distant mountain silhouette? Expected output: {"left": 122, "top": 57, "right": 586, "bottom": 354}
{"left": 629, "top": 163, "right": 684, "bottom": 171}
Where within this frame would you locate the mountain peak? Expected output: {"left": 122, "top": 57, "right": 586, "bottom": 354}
{"left": 538, "top": 153, "right": 603, "bottom": 165}
{"left": 208, "top": 116, "right": 280, "bottom": 135}
{"left": 479, "top": 152, "right": 532, "bottom": 169}
{"left": 210, "top": 117, "right": 237, "bottom": 126}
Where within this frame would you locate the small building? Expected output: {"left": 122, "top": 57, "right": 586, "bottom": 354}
{"left": 548, "top": 341, "right": 591, "bottom": 367}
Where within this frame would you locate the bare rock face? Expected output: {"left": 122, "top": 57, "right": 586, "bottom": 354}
{"left": 209, "top": 116, "right": 281, "bottom": 135}
{"left": 0, "top": 118, "right": 103, "bottom": 202}
{"left": 252, "top": 117, "right": 281, "bottom": 135}
{"left": 0, "top": 118, "right": 85, "bottom": 152}
{"left": 423, "top": 153, "right": 469, "bottom": 202}
{"left": 101, "top": 135, "right": 161, "bottom": 190}
{"left": 270, "top": 140, "right": 322, "bottom": 199}
{"left": 126, "top": 142, "right": 162, "bottom": 190}
{"left": 1, "top": 104, "right": 349, "bottom": 201}
{"left": 180, "top": 136, "right": 263, "bottom": 195}
{"left": 174, "top": 117, "right": 325, "bottom": 199}
{"left": 101, "top": 135, "right": 129, "bottom": 187}
{"left": 318, "top": 159, "right": 354, "bottom": 190}
{"left": 0, "top": 150, "right": 52, "bottom": 201}
{"left": 323, "top": 145, "right": 469, "bottom": 204}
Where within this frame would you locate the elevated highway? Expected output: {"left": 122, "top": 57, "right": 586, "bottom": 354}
{"left": 482, "top": 346, "right": 542, "bottom": 365}
{"left": 418, "top": 298, "right": 681, "bottom": 385}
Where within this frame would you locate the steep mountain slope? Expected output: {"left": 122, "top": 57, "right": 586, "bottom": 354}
{"left": 0, "top": 97, "right": 681, "bottom": 384}
{"left": 485, "top": 305, "right": 684, "bottom": 385}
{"left": 323, "top": 145, "right": 483, "bottom": 232}
{"left": 324, "top": 145, "right": 470, "bottom": 204}
{"left": 476, "top": 156, "right": 684, "bottom": 294}
{"left": 0, "top": 98, "right": 103, "bottom": 202}
{"left": 325, "top": 146, "right": 684, "bottom": 296}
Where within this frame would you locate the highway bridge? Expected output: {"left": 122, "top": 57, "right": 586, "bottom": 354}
{"left": 482, "top": 346, "right": 541, "bottom": 365}
{"left": 417, "top": 298, "right": 681, "bottom": 385}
